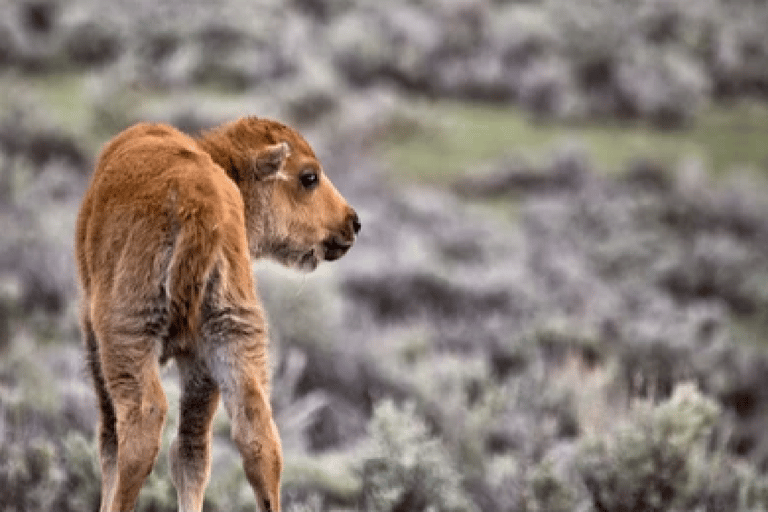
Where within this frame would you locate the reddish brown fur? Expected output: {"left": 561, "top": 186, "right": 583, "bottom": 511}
{"left": 76, "top": 118, "right": 358, "bottom": 512}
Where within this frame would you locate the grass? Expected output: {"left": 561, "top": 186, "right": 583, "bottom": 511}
{"left": 0, "top": 73, "right": 273, "bottom": 157}
{"left": 0, "top": 72, "right": 92, "bottom": 136}
{"left": 377, "top": 99, "right": 768, "bottom": 184}
{"left": 5, "top": 73, "right": 767, "bottom": 185}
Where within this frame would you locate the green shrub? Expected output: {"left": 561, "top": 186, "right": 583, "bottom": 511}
{"left": 528, "top": 456, "right": 577, "bottom": 512}
{"left": 360, "top": 400, "right": 476, "bottom": 512}
{"left": 616, "top": 44, "right": 710, "bottom": 128}
{"left": 0, "top": 435, "right": 62, "bottom": 512}
{"left": 577, "top": 382, "right": 768, "bottom": 512}
{"left": 55, "top": 432, "right": 100, "bottom": 512}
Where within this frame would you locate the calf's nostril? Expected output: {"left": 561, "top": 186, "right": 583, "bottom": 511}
{"left": 351, "top": 212, "right": 361, "bottom": 235}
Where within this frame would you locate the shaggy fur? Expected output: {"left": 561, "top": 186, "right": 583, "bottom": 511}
{"left": 75, "top": 118, "right": 359, "bottom": 512}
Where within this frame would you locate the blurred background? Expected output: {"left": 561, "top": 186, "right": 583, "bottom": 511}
{"left": 1, "top": 0, "right": 768, "bottom": 510}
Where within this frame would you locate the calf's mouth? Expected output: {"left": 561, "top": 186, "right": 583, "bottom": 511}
{"left": 322, "top": 236, "right": 353, "bottom": 262}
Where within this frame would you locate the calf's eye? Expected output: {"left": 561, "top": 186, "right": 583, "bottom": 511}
{"left": 300, "top": 172, "right": 319, "bottom": 190}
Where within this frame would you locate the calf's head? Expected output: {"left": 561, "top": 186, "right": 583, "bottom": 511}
{"left": 199, "top": 117, "right": 360, "bottom": 271}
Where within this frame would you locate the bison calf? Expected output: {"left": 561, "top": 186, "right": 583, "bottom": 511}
{"left": 75, "top": 117, "right": 359, "bottom": 512}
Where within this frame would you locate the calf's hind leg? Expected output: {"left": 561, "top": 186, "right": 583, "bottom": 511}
{"left": 170, "top": 354, "right": 220, "bottom": 512}
{"left": 81, "top": 312, "right": 119, "bottom": 512}
{"left": 97, "top": 328, "right": 169, "bottom": 512}
{"left": 201, "top": 304, "right": 283, "bottom": 512}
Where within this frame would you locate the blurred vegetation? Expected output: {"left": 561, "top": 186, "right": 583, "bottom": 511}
{"left": 379, "top": 99, "right": 768, "bottom": 183}
{"left": 360, "top": 400, "right": 475, "bottom": 512}
{"left": 2, "top": 0, "right": 768, "bottom": 511}
{"left": 577, "top": 383, "right": 768, "bottom": 512}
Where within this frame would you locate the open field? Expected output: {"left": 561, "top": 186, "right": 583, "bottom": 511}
{"left": 2, "top": 1, "right": 768, "bottom": 511}
{"left": 378, "top": 99, "right": 768, "bottom": 182}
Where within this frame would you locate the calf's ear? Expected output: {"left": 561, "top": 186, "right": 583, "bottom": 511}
{"left": 253, "top": 142, "right": 290, "bottom": 180}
